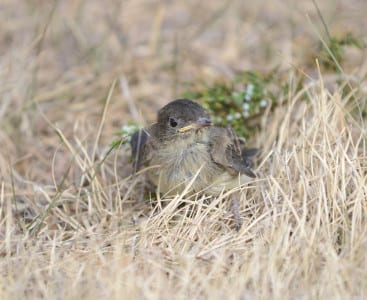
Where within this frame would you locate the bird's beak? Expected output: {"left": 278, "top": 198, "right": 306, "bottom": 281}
{"left": 178, "top": 117, "right": 212, "bottom": 133}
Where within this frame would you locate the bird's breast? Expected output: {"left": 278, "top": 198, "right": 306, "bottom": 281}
{"left": 148, "top": 138, "right": 219, "bottom": 194}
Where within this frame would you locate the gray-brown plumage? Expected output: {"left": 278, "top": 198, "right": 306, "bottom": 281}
{"left": 131, "top": 99, "right": 258, "bottom": 196}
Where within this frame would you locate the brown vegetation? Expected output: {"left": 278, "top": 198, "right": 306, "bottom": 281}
{"left": 0, "top": 0, "right": 366, "bottom": 299}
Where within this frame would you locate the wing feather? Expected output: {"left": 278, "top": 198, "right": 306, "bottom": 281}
{"left": 130, "top": 129, "right": 149, "bottom": 172}
{"left": 209, "top": 127, "right": 257, "bottom": 178}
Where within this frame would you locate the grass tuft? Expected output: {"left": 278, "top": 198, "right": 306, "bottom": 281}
{"left": 0, "top": 0, "right": 366, "bottom": 299}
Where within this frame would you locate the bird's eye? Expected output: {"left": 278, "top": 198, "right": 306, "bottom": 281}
{"left": 169, "top": 118, "right": 178, "bottom": 127}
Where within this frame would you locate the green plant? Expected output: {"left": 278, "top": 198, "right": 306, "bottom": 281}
{"left": 182, "top": 71, "right": 275, "bottom": 138}
{"left": 320, "top": 32, "right": 364, "bottom": 71}
{"left": 110, "top": 122, "right": 141, "bottom": 148}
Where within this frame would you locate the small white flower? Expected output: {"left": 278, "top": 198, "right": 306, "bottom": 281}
{"left": 246, "top": 84, "right": 254, "bottom": 96}
{"left": 226, "top": 114, "right": 234, "bottom": 122}
{"left": 121, "top": 125, "right": 137, "bottom": 134}
{"left": 242, "top": 111, "right": 249, "bottom": 118}
{"left": 234, "top": 112, "right": 241, "bottom": 119}
{"left": 259, "top": 99, "right": 267, "bottom": 107}
{"left": 242, "top": 103, "right": 250, "bottom": 111}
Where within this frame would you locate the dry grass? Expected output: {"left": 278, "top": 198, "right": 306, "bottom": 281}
{"left": 0, "top": 0, "right": 367, "bottom": 299}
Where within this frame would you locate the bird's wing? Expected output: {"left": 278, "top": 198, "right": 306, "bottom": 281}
{"left": 130, "top": 123, "right": 161, "bottom": 173}
{"left": 241, "top": 147, "right": 259, "bottom": 170}
{"left": 130, "top": 129, "right": 149, "bottom": 172}
{"left": 209, "top": 127, "right": 257, "bottom": 178}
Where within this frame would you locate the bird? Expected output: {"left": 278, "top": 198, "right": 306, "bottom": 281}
{"left": 130, "top": 99, "right": 258, "bottom": 228}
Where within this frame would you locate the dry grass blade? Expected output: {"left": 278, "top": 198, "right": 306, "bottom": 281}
{"left": 0, "top": 0, "right": 366, "bottom": 299}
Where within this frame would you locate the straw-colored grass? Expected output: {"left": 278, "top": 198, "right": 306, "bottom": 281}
{"left": 0, "top": 0, "right": 366, "bottom": 299}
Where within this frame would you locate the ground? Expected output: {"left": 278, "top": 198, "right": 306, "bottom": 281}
{"left": 0, "top": 0, "right": 366, "bottom": 299}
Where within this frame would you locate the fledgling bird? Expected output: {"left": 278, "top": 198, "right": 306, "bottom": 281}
{"left": 130, "top": 99, "right": 258, "bottom": 228}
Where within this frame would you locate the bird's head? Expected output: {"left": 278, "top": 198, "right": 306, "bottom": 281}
{"left": 156, "top": 99, "right": 212, "bottom": 141}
